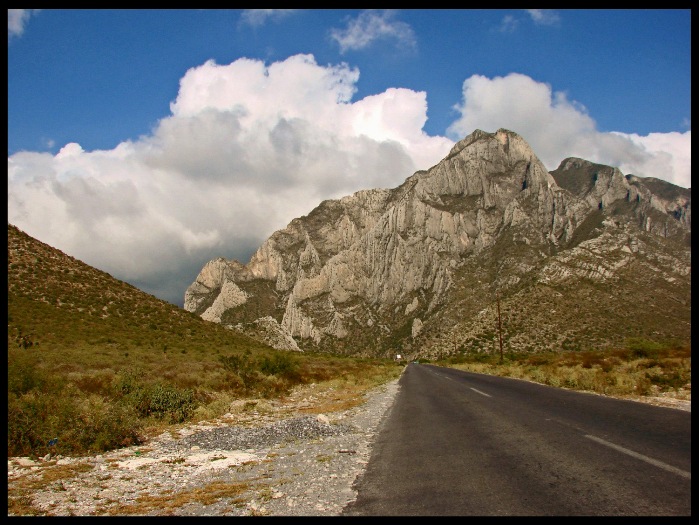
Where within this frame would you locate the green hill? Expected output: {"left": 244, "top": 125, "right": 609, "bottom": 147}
{"left": 7, "top": 224, "right": 401, "bottom": 457}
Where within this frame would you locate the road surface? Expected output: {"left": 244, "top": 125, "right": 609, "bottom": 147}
{"left": 342, "top": 363, "right": 691, "bottom": 516}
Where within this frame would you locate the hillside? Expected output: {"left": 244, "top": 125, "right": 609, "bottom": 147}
{"left": 8, "top": 224, "right": 273, "bottom": 358}
{"left": 7, "top": 223, "right": 402, "bottom": 457}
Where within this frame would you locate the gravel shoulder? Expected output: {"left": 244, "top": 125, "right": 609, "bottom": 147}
{"left": 8, "top": 378, "right": 402, "bottom": 516}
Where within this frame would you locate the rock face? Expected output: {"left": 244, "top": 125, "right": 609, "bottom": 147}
{"left": 185, "top": 129, "right": 691, "bottom": 358}
{"left": 231, "top": 316, "right": 302, "bottom": 352}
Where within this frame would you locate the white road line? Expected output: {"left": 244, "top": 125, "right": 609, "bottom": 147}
{"left": 428, "top": 369, "right": 491, "bottom": 398}
{"left": 470, "top": 388, "right": 491, "bottom": 397}
{"left": 584, "top": 434, "right": 691, "bottom": 479}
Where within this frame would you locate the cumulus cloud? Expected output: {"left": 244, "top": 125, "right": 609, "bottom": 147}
{"left": 8, "top": 9, "right": 40, "bottom": 39}
{"left": 447, "top": 73, "right": 691, "bottom": 188}
{"left": 7, "top": 54, "right": 452, "bottom": 306}
{"left": 7, "top": 58, "right": 689, "bottom": 308}
{"left": 330, "top": 10, "right": 416, "bottom": 53}
{"left": 614, "top": 131, "right": 692, "bottom": 188}
{"left": 239, "top": 9, "right": 296, "bottom": 28}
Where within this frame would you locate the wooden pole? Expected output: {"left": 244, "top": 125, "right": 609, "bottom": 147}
{"left": 496, "top": 291, "right": 504, "bottom": 364}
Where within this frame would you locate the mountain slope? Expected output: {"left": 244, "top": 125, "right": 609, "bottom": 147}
{"left": 184, "top": 129, "right": 691, "bottom": 358}
{"left": 7, "top": 223, "right": 274, "bottom": 360}
{"left": 7, "top": 223, "right": 404, "bottom": 459}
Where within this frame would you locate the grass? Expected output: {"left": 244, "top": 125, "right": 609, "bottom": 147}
{"left": 105, "top": 480, "right": 251, "bottom": 515}
{"left": 435, "top": 338, "right": 691, "bottom": 399}
{"left": 7, "top": 461, "right": 96, "bottom": 516}
{"left": 7, "top": 224, "right": 403, "bottom": 459}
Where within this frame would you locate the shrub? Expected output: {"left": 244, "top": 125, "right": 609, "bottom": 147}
{"left": 625, "top": 337, "right": 664, "bottom": 359}
{"left": 8, "top": 349, "right": 48, "bottom": 396}
{"left": 7, "top": 388, "right": 142, "bottom": 457}
{"left": 219, "top": 353, "right": 254, "bottom": 376}
{"left": 113, "top": 371, "right": 196, "bottom": 423}
{"left": 145, "top": 383, "right": 196, "bottom": 423}
{"left": 7, "top": 390, "right": 70, "bottom": 457}
{"left": 646, "top": 369, "right": 690, "bottom": 392}
{"left": 253, "top": 375, "right": 293, "bottom": 398}
{"left": 259, "top": 353, "right": 300, "bottom": 379}
{"left": 67, "top": 394, "right": 142, "bottom": 452}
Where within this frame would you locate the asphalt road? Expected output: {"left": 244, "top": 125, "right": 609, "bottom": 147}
{"left": 342, "top": 363, "right": 691, "bottom": 516}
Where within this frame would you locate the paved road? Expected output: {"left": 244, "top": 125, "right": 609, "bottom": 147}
{"left": 342, "top": 363, "right": 691, "bottom": 516}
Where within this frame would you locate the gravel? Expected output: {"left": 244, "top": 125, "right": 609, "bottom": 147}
{"left": 169, "top": 415, "right": 356, "bottom": 453}
{"left": 7, "top": 378, "right": 401, "bottom": 516}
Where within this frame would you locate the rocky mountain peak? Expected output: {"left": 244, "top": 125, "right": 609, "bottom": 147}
{"left": 447, "top": 128, "right": 523, "bottom": 157}
{"left": 184, "top": 129, "right": 691, "bottom": 359}
{"left": 550, "top": 156, "right": 691, "bottom": 236}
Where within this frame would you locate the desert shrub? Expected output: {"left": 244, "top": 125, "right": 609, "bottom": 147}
{"left": 580, "top": 351, "right": 603, "bottom": 369}
{"left": 501, "top": 365, "right": 526, "bottom": 379}
{"left": 191, "top": 392, "right": 237, "bottom": 422}
{"left": 607, "top": 372, "right": 647, "bottom": 396}
{"left": 146, "top": 383, "right": 195, "bottom": 423}
{"left": 646, "top": 369, "right": 690, "bottom": 392}
{"left": 543, "top": 370, "right": 562, "bottom": 388}
{"left": 625, "top": 337, "right": 664, "bottom": 359}
{"left": 526, "top": 354, "right": 551, "bottom": 366}
{"left": 528, "top": 367, "right": 548, "bottom": 384}
{"left": 259, "top": 352, "right": 299, "bottom": 378}
{"left": 219, "top": 353, "right": 259, "bottom": 388}
{"left": 64, "top": 394, "right": 142, "bottom": 452}
{"left": 219, "top": 352, "right": 254, "bottom": 376}
{"left": 7, "top": 388, "right": 142, "bottom": 457}
{"left": 562, "top": 372, "right": 579, "bottom": 389}
{"left": 598, "top": 358, "right": 615, "bottom": 373}
{"left": 72, "top": 369, "right": 116, "bottom": 396}
{"left": 253, "top": 375, "right": 294, "bottom": 398}
{"left": 633, "top": 375, "right": 654, "bottom": 396}
{"left": 7, "top": 347, "right": 66, "bottom": 396}
{"left": 114, "top": 371, "right": 196, "bottom": 423}
{"left": 7, "top": 390, "right": 72, "bottom": 457}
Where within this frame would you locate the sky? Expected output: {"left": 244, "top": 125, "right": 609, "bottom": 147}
{"left": 7, "top": 9, "right": 691, "bottom": 307}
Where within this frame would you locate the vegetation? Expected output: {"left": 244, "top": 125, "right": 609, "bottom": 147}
{"left": 435, "top": 337, "right": 691, "bottom": 399}
{"left": 7, "top": 224, "right": 402, "bottom": 458}
{"left": 7, "top": 223, "right": 690, "bottom": 461}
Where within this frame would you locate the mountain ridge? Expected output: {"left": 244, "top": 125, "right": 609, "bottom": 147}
{"left": 184, "top": 128, "right": 691, "bottom": 358}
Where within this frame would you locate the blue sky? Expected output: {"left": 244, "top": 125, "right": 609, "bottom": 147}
{"left": 7, "top": 9, "right": 691, "bottom": 306}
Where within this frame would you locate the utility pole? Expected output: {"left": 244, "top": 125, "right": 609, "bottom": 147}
{"left": 496, "top": 291, "right": 504, "bottom": 364}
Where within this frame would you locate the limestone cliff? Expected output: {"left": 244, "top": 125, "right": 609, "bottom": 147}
{"left": 184, "top": 129, "right": 691, "bottom": 358}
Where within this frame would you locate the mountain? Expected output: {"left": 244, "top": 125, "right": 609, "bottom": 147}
{"left": 184, "top": 129, "right": 691, "bottom": 359}
{"left": 7, "top": 223, "right": 272, "bottom": 355}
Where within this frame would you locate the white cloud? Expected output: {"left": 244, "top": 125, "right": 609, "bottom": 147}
{"left": 613, "top": 131, "right": 692, "bottom": 188}
{"left": 330, "top": 10, "right": 416, "bottom": 53}
{"left": 497, "top": 10, "right": 560, "bottom": 33}
{"left": 8, "top": 59, "right": 689, "bottom": 308}
{"left": 526, "top": 9, "right": 560, "bottom": 26}
{"left": 7, "top": 54, "right": 452, "bottom": 306}
{"left": 8, "top": 9, "right": 40, "bottom": 39}
{"left": 498, "top": 15, "right": 519, "bottom": 33}
{"left": 239, "top": 9, "right": 296, "bottom": 28}
{"left": 447, "top": 73, "right": 691, "bottom": 188}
